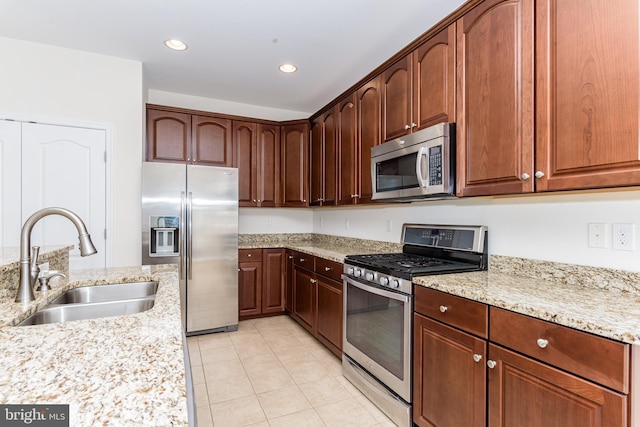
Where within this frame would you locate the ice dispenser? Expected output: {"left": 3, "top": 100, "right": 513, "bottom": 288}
{"left": 149, "top": 216, "right": 179, "bottom": 256}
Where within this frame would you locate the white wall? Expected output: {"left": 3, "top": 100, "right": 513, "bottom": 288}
{"left": 310, "top": 189, "right": 640, "bottom": 272}
{"left": 0, "top": 37, "right": 144, "bottom": 267}
{"left": 239, "top": 208, "right": 313, "bottom": 234}
{"left": 148, "top": 90, "right": 309, "bottom": 122}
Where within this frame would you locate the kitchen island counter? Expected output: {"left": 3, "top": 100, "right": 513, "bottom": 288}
{"left": 0, "top": 264, "right": 188, "bottom": 426}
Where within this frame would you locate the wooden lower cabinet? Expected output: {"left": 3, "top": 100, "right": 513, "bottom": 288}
{"left": 290, "top": 252, "right": 343, "bottom": 356}
{"left": 238, "top": 249, "right": 285, "bottom": 319}
{"left": 413, "top": 313, "right": 486, "bottom": 427}
{"left": 414, "top": 287, "right": 631, "bottom": 427}
{"left": 487, "top": 343, "right": 627, "bottom": 427}
{"left": 293, "top": 265, "right": 315, "bottom": 333}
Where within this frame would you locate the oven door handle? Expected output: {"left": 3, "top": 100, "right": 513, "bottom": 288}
{"left": 342, "top": 275, "right": 409, "bottom": 303}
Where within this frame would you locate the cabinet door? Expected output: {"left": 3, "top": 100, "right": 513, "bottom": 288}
{"left": 383, "top": 55, "right": 413, "bottom": 141}
{"left": 256, "top": 124, "right": 280, "bottom": 207}
{"left": 456, "top": 0, "right": 534, "bottom": 196}
{"left": 535, "top": 0, "right": 640, "bottom": 191}
{"left": 487, "top": 344, "right": 627, "bottom": 427}
{"left": 323, "top": 109, "right": 337, "bottom": 206}
{"left": 262, "top": 249, "right": 285, "bottom": 314}
{"left": 414, "top": 314, "right": 486, "bottom": 427}
{"left": 285, "top": 250, "right": 294, "bottom": 313}
{"left": 316, "top": 276, "right": 343, "bottom": 357}
{"left": 293, "top": 266, "right": 315, "bottom": 334}
{"left": 357, "top": 76, "right": 381, "bottom": 204}
{"left": 238, "top": 261, "right": 262, "bottom": 317}
{"left": 338, "top": 95, "right": 357, "bottom": 205}
{"left": 281, "top": 123, "right": 309, "bottom": 207}
{"left": 310, "top": 118, "right": 323, "bottom": 206}
{"left": 192, "top": 115, "right": 233, "bottom": 167}
{"left": 234, "top": 121, "right": 258, "bottom": 207}
{"left": 146, "top": 109, "right": 190, "bottom": 163}
{"left": 413, "top": 24, "right": 456, "bottom": 130}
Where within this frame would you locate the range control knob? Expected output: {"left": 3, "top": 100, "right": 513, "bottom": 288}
{"left": 354, "top": 269, "right": 362, "bottom": 278}
{"left": 390, "top": 279, "right": 400, "bottom": 289}
{"left": 347, "top": 267, "right": 354, "bottom": 275}
{"left": 379, "top": 277, "right": 389, "bottom": 286}
{"left": 365, "top": 272, "right": 374, "bottom": 281}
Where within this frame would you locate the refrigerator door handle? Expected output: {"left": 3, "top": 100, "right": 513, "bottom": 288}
{"left": 180, "top": 191, "right": 187, "bottom": 280}
{"left": 188, "top": 191, "right": 193, "bottom": 280}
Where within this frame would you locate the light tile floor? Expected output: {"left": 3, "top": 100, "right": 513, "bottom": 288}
{"left": 187, "top": 315, "right": 396, "bottom": 427}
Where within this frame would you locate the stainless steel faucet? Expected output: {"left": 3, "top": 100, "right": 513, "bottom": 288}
{"left": 15, "top": 207, "right": 98, "bottom": 303}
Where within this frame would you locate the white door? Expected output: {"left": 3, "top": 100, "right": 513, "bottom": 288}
{"left": 21, "top": 123, "right": 107, "bottom": 269}
{"left": 0, "top": 120, "right": 22, "bottom": 248}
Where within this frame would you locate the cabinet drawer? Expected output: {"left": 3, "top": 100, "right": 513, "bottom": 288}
{"left": 315, "top": 258, "right": 342, "bottom": 282}
{"left": 293, "top": 252, "right": 315, "bottom": 270}
{"left": 414, "top": 286, "right": 488, "bottom": 338}
{"left": 490, "top": 307, "right": 630, "bottom": 393}
{"left": 239, "top": 249, "right": 262, "bottom": 263}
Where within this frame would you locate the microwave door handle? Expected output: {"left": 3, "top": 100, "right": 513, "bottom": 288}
{"left": 416, "top": 146, "right": 428, "bottom": 188}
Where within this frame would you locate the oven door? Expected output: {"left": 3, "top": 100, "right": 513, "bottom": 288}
{"left": 342, "top": 274, "right": 412, "bottom": 402}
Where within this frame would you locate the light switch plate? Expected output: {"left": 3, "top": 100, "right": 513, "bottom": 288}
{"left": 587, "top": 223, "right": 606, "bottom": 248}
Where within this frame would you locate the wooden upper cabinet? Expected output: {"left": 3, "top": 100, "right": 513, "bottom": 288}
{"left": 310, "top": 108, "right": 337, "bottom": 206}
{"left": 234, "top": 121, "right": 258, "bottom": 206}
{"left": 338, "top": 94, "right": 357, "bottom": 205}
{"left": 456, "top": 0, "right": 535, "bottom": 197}
{"left": 535, "top": 0, "right": 640, "bottom": 191}
{"left": 357, "top": 76, "right": 382, "bottom": 204}
{"left": 192, "top": 115, "right": 233, "bottom": 167}
{"left": 382, "top": 55, "right": 413, "bottom": 141}
{"left": 413, "top": 24, "right": 456, "bottom": 130}
{"left": 256, "top": 124, "right": 280, "bottom": 207}
{"left": 146, "top": 109, "right": 191, "bottom": 163}
{"left": 280, "top": 122, "right": 309, "bottom": 207}
{"left": 235, "top": 121, "right": 280, "bottom": 207}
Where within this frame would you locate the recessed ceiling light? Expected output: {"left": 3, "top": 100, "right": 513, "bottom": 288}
{"left": 165, "top": 39, "right": 188, "bottom": 51}
{"left": 279, "top": 63, "right": 297, "bottom": 73}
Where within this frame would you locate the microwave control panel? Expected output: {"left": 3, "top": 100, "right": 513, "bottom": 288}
{"left": 428, "top": 145, "right": 443, "bottom": 185}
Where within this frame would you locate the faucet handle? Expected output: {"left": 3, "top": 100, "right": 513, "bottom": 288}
{"left": 36, "top": 271, "right": 66, "bottom": 292}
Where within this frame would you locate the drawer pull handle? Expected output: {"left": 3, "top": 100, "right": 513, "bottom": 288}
{"left": 439, "top": 305, "right": 448, "bottom": 313}
{"left": 300, "top": 258, "right": 305, "bottom": 262}
{"left": 325, "top": 267, "right": 331, "bottom": 271}
{"left": 487, "top": 360, "right": 497, "bottom": 369}
{"left": 537, "top": 338, "right": 549, "bottom": 349}
{"left": 473, "top": 354, "right": 483, "bottom": 363}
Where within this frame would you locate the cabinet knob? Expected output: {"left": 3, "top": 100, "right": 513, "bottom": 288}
{"left": 487, "top": 360, "right": 497, "bottom": 369}
{"left": 411, "top": 122, "right": 417, "bottom": 128}
{"left": 288, "top": 256, "right": 293, "bottom": 259}
{"left": 536, "top": 338, "right": 549, "bottom": 348}
{"left": 404, "top": 124, "right": 411, "bottom": 130}
{"left": 253, "top": 199, "right": 257, "bottom": 202}
{"left": 535, "top": 171, "right": 545, "bottom": 179}
{"left": 310, "top": 278, "right": 317, "bottom": 284}
{"left": 351, "top": 194, "right": 360, "bottom": 198}
{"left": 299, "top": 258, "right": 305, "bottom": 262}
{"left": 247, "top": 254, "right": 252, "bottom": 257}
{"left": 473, "top": 354, "right": 483, "bottom": 363}
{"left": 324, "top": 267, "right": 331, "bottom": 271}
{"left": 303, "top": 199, "right": 306, "bottom": 202}
{"left": 520, "top": 173, "right": 530, "bottom": 180}
{"left": 439, "top": 305, "right": 448, "bottom": 313}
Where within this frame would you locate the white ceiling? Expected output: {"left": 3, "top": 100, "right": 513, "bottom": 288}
{"left": 0, "top": 0, "right": 466, "bottom": 115}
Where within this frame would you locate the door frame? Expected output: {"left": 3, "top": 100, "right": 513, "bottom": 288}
{"left": 0, "top": 111, "right": 114, "bottom": 267}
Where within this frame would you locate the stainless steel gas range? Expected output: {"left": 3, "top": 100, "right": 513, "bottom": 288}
{"left": 341, "top": 224, "right": 488, "bottom": 427}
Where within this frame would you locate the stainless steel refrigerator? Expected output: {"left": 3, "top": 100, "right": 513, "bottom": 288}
{"left": 142, "top": 162, "right": 238, "bottom": 335}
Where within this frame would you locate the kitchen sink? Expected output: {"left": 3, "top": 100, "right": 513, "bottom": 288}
{"left": 18, "top": 296, "right": 156, "bottom": 326}
{"left": 49, "top": 281, "right": 159, "bottom": 304}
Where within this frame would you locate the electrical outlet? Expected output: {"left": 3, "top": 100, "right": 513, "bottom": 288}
{"left": 587, "top": 223, "right": 607, "bottom": 248}
{"left": 612, "top": 223, "right": 635, "bottom": 251}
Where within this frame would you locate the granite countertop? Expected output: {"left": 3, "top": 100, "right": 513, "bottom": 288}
{"left": 414, "top": 265, "right": 640, "bottom": 345}
{"left": 0, "top": 264, "right": 188, "bottom": 426}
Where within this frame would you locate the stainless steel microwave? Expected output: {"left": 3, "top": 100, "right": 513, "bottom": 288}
{"left": 371, "top": 122, "right": 455, "bottom": 201}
